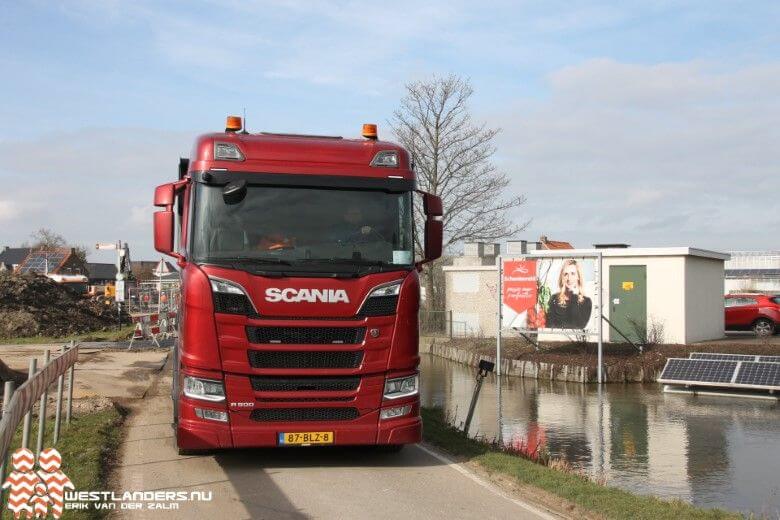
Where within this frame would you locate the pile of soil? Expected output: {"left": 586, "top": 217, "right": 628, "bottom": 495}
{"left": 0, "top": 272, "right": 122, "bottom": 338}
{"left": 453, "top": 336, "right": 780, "bottom": 376}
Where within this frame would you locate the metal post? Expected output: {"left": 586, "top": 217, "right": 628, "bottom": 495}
{"left": 66, "top": 341, "right": 75, "bottom": 424}
{"left": 463, "top": 360, "right": 495, "bottom": 436}
{"left": 1, "top": 381, "right": 16, "bottom": 489}
{"left": 597, "top": 253, "right": 603, "bottom": 384}
{"left": 463, "top": 375, "right": 485, "bottom": 436}
{"left": 53, "top": 346, "right": 65, "bottom": 444}
{"left": 496, "top": 258, "right": 502, "bottom": 377}
{"left": 448, "top": 310, "right": 453, "bottom": 338}
{"left": 0, "top": 381, "right": 15, "bottom": 520}
{"left": 22, "top": 358, "right": 37, "bottom": 449}
{"left": 36, "top": 349, "right": 51, "bottom": 456}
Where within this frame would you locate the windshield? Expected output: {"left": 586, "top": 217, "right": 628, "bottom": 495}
{"left": 190, "top": 183, "right": 414, "bottom": 274}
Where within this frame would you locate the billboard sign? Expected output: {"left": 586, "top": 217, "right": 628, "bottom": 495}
{"left": 502, "top": 257, "right": 598, "bottom": 333}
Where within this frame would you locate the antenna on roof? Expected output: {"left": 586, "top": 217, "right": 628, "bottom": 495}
{"left": 240, "top": 107, "right": 248, "bottom": 134}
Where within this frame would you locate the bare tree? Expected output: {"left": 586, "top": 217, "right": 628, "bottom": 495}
{"left": 28, "top": 228, "right": 88, "bottom": 264}
{"left": 390, "top": 74, "right": 527, "bottom": 310}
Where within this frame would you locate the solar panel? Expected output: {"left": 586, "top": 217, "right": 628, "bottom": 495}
{"left": 734, "top": 362, "right": 780, "bottom": 387}
{"left": 16, "top": 250, "right": 68, "bottom": 274}
{"left": 689, "top": 353, "right": 757, "bottom": 362}
{"left": 758, "top": 355, "right": 780, "bottom": 363}
{"left": 659, "top": 359, "right": 738, "bottom": 384}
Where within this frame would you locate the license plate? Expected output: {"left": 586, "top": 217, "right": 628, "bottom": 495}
{"left": 278, "top": 432, "right": 334, "bottom": 446}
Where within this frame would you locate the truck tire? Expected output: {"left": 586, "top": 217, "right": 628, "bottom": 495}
{"left": 753, "top": 318, "right": 775, "bottom": 337}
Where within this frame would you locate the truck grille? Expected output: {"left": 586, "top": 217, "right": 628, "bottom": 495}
{"left": 214, "top": 293, "right": 255, "bottom": 315}
{"left": 357, "top": 295, "right": 398, "bottom": 317}
{"left": 246, "top": 326, "right": 365, "bottom": 344}
{"left": 250, "top": 407, "right": 359, "bottom": 422}
{"left": 250, "top": 376, "right": 360, "bottom": 392}
{"left": 248, "top": 350, "right": 364, "bottom": 369}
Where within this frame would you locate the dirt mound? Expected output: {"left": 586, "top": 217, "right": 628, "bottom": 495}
{"left": 0, "top": 272, "right": 122, "bottom": 338}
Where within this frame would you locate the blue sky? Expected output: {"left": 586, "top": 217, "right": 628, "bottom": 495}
{"left": 1, "top": 1, "right": 779, "bottom": 261}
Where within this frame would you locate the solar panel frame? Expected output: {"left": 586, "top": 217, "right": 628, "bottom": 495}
{"left": 757, "top": 355, "right": 780, "bottom": 363}
{"left": 16, "top": 250, "right": 68, "bottom": 274}
{"left": 659, "top": 358, "right": 780, "bottom": 391}
{"left": 689, "top": 352, "right": 757, "bottom": 362}
{"left": 659, "top": 359, "right": 738, "bottom": 384}
{"left": 734, "top": 362, "right": 780, "bottom": 388}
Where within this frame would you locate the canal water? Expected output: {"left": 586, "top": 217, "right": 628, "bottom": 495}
{"left": 420, "top": 354, "right": 780, "bottom": 516}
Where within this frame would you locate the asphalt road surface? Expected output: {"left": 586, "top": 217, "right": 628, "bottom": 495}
{"left": 113, "top": 361, "right": 559, "bottom": 520}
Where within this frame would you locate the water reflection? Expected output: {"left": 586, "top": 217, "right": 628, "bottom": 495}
{"left": 420, "top": 355, "right": 780, "bottom": 516}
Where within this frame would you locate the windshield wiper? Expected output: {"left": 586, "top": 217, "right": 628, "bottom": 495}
{"left": 298, "top": 258, "right": 388, "bottom": 266}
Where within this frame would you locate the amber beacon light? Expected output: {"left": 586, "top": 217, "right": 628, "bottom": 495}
{"left": 362, "top": 123, "right": 378, "bottom": 140}
{"left": 226, "top": 116, "right": 243, "bottom": 132}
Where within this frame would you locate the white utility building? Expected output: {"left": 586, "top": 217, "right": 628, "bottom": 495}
{"left": 443, "top": 244, "right": 729, "bottom": 344}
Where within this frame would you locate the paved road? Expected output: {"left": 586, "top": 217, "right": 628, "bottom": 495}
{"left": 113, "top": 363, "right": 559, "bottom": 520}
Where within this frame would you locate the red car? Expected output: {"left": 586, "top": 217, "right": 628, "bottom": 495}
{"left": 724, "top": 294, "right": 780, "bottom": 336}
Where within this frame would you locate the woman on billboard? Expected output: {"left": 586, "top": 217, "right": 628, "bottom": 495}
{"left": 546, "top": 259, "right": 592, "bottom": 329}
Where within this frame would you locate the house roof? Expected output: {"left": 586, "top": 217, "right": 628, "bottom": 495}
{"left": 86, "top": 262, "right": 117, "bottom": 281}
{"left": 0, "top": 247, "right": 32, "bottom": 267}
{"left": 539, "top": 236, "right": 574, "bottom": 250}
{"left": 15, "top": 248, "right": 74, "bottom": 274}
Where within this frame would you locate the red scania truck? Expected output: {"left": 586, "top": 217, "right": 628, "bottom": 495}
{"left": 153, "top": 116, "right": 442, "bottom": 453}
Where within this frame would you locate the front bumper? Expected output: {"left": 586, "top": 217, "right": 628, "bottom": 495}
{"left": 177, "top": 397, "right": 421, "bottom": 450}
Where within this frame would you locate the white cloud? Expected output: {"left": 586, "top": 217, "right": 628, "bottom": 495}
{"left": 0, "top": 200, "right": 19, "bottom": 222}
{"left": 493, "top": 59, "right": 780, "bottom": 250}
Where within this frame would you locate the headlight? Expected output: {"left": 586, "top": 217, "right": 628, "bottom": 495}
{"left": 380, "top": 404, "right": 411, "bottom": 420}
{"left": 368, "top": 280, "right": 401, "bottom": 298}
{"left": 183, "top": 376, "right": 226, "bottom": 402}
{"left": 210, "top": 277, "right": 246, "bottom": 295}
{"left": 209, "top": 276, "right": 256, "bottom": 315}
{"left": 383, "top": 373, "right": 418, "bottom": 400}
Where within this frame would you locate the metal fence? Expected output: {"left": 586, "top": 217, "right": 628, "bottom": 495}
{"left": 419, "top": 310, "right": 470, "bottom": 338}
{"left": 0, "top": 342, "right": 78, "bottom": 512}
{"left": 127, "top": 280, "right": 180, "bottom": 316}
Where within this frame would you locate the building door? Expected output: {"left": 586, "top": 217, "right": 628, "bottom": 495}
{"left": 609, "top": 265, "right": 647, "bottom": 343}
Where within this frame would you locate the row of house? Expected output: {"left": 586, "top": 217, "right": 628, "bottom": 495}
{"left": 0, "top": 246, "right": 176, "bottom": 283}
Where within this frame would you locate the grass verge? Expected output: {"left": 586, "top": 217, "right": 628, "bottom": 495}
{"left": 0, "top": 325, "right": 135, "bottom": 345}
{"left": 421, "top": 407, "right": 740, "bottom": 520}
{"left": 2, "top": 405, "right": 125, "bottom": 519}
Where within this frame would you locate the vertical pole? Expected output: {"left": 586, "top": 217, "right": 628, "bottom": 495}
{"left": 66, "top": 341, "right": 75, "bottom": 424}
{"left": 22, "top": 358, "right": 37, "bottom": 449}
{"left": 36, "top": 349, "right": 51, "bottom": 456}
{"left": 1, "top": 381, "right": 16, "bottom": 488}
{"left": 53, "top": 346, "right": 65, "bottom": 444}
{"left": 463, "top": 375, "right": 485, "bottom": 436}
{"left": 1, "top": 381, "right": 15, "bottom": 520}
{"left": 597, "top": 253, "right": 604, "bottom": 385}
{"left": 496, "top": 258, "right": 502, "bottom": 377}
{"left": 448, "top": 310, "right": 453, "bottom": 338}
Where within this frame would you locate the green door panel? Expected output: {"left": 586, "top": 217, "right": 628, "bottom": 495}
{"left": 609, "top": 265, "right": 647, "bottom": 343}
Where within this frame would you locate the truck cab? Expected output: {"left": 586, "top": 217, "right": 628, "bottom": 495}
{"left": 154, "top": 118, "right": 442, "bottom": 452}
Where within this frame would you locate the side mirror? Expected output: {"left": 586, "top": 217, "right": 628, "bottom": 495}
{"left": 154, "top": 210, "right": 175, "bottom": 254}
{"left": 154, "top": 184, "right": 175, "bottom": 207}
{"left": 418, "top": 192, "right": 443, "bottom": 264}
{"left": 153, "top": 181, "right": 186, "bottom": 263}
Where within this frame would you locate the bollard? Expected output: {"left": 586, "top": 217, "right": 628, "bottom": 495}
{"left": 66, "top": 341, "right": 75, "bottom": 424}
{"left": 463, "top": 359, "right": 495, "bottom": 436}
{"left": 53, "top": 345, "right": 66, "bottom": 444}
{"left": 0, "top": 381, "right": 16, "bottom": 513}
{"left": 36, "top": 349, "right": 51, "bottom": 457}
{"left": 21, "top": 358, "right": 37, "bottom": 449}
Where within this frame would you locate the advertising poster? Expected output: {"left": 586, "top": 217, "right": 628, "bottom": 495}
{"left": 502, "top": 257, "right": 598, "bottom": 332}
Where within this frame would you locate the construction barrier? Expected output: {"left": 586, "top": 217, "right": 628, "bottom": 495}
{"left": 128, "top": 312, "right": 178, "bottom": 349}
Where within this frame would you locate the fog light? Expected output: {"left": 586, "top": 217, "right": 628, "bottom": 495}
{"left": 195, "top": 408, "right": 228, "bottom": 422}
{"left": 183, "top": 376, "right": 226, "bottom": 402}
{"left": 380, "top": 405, "right": 411, "bottom": 420}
